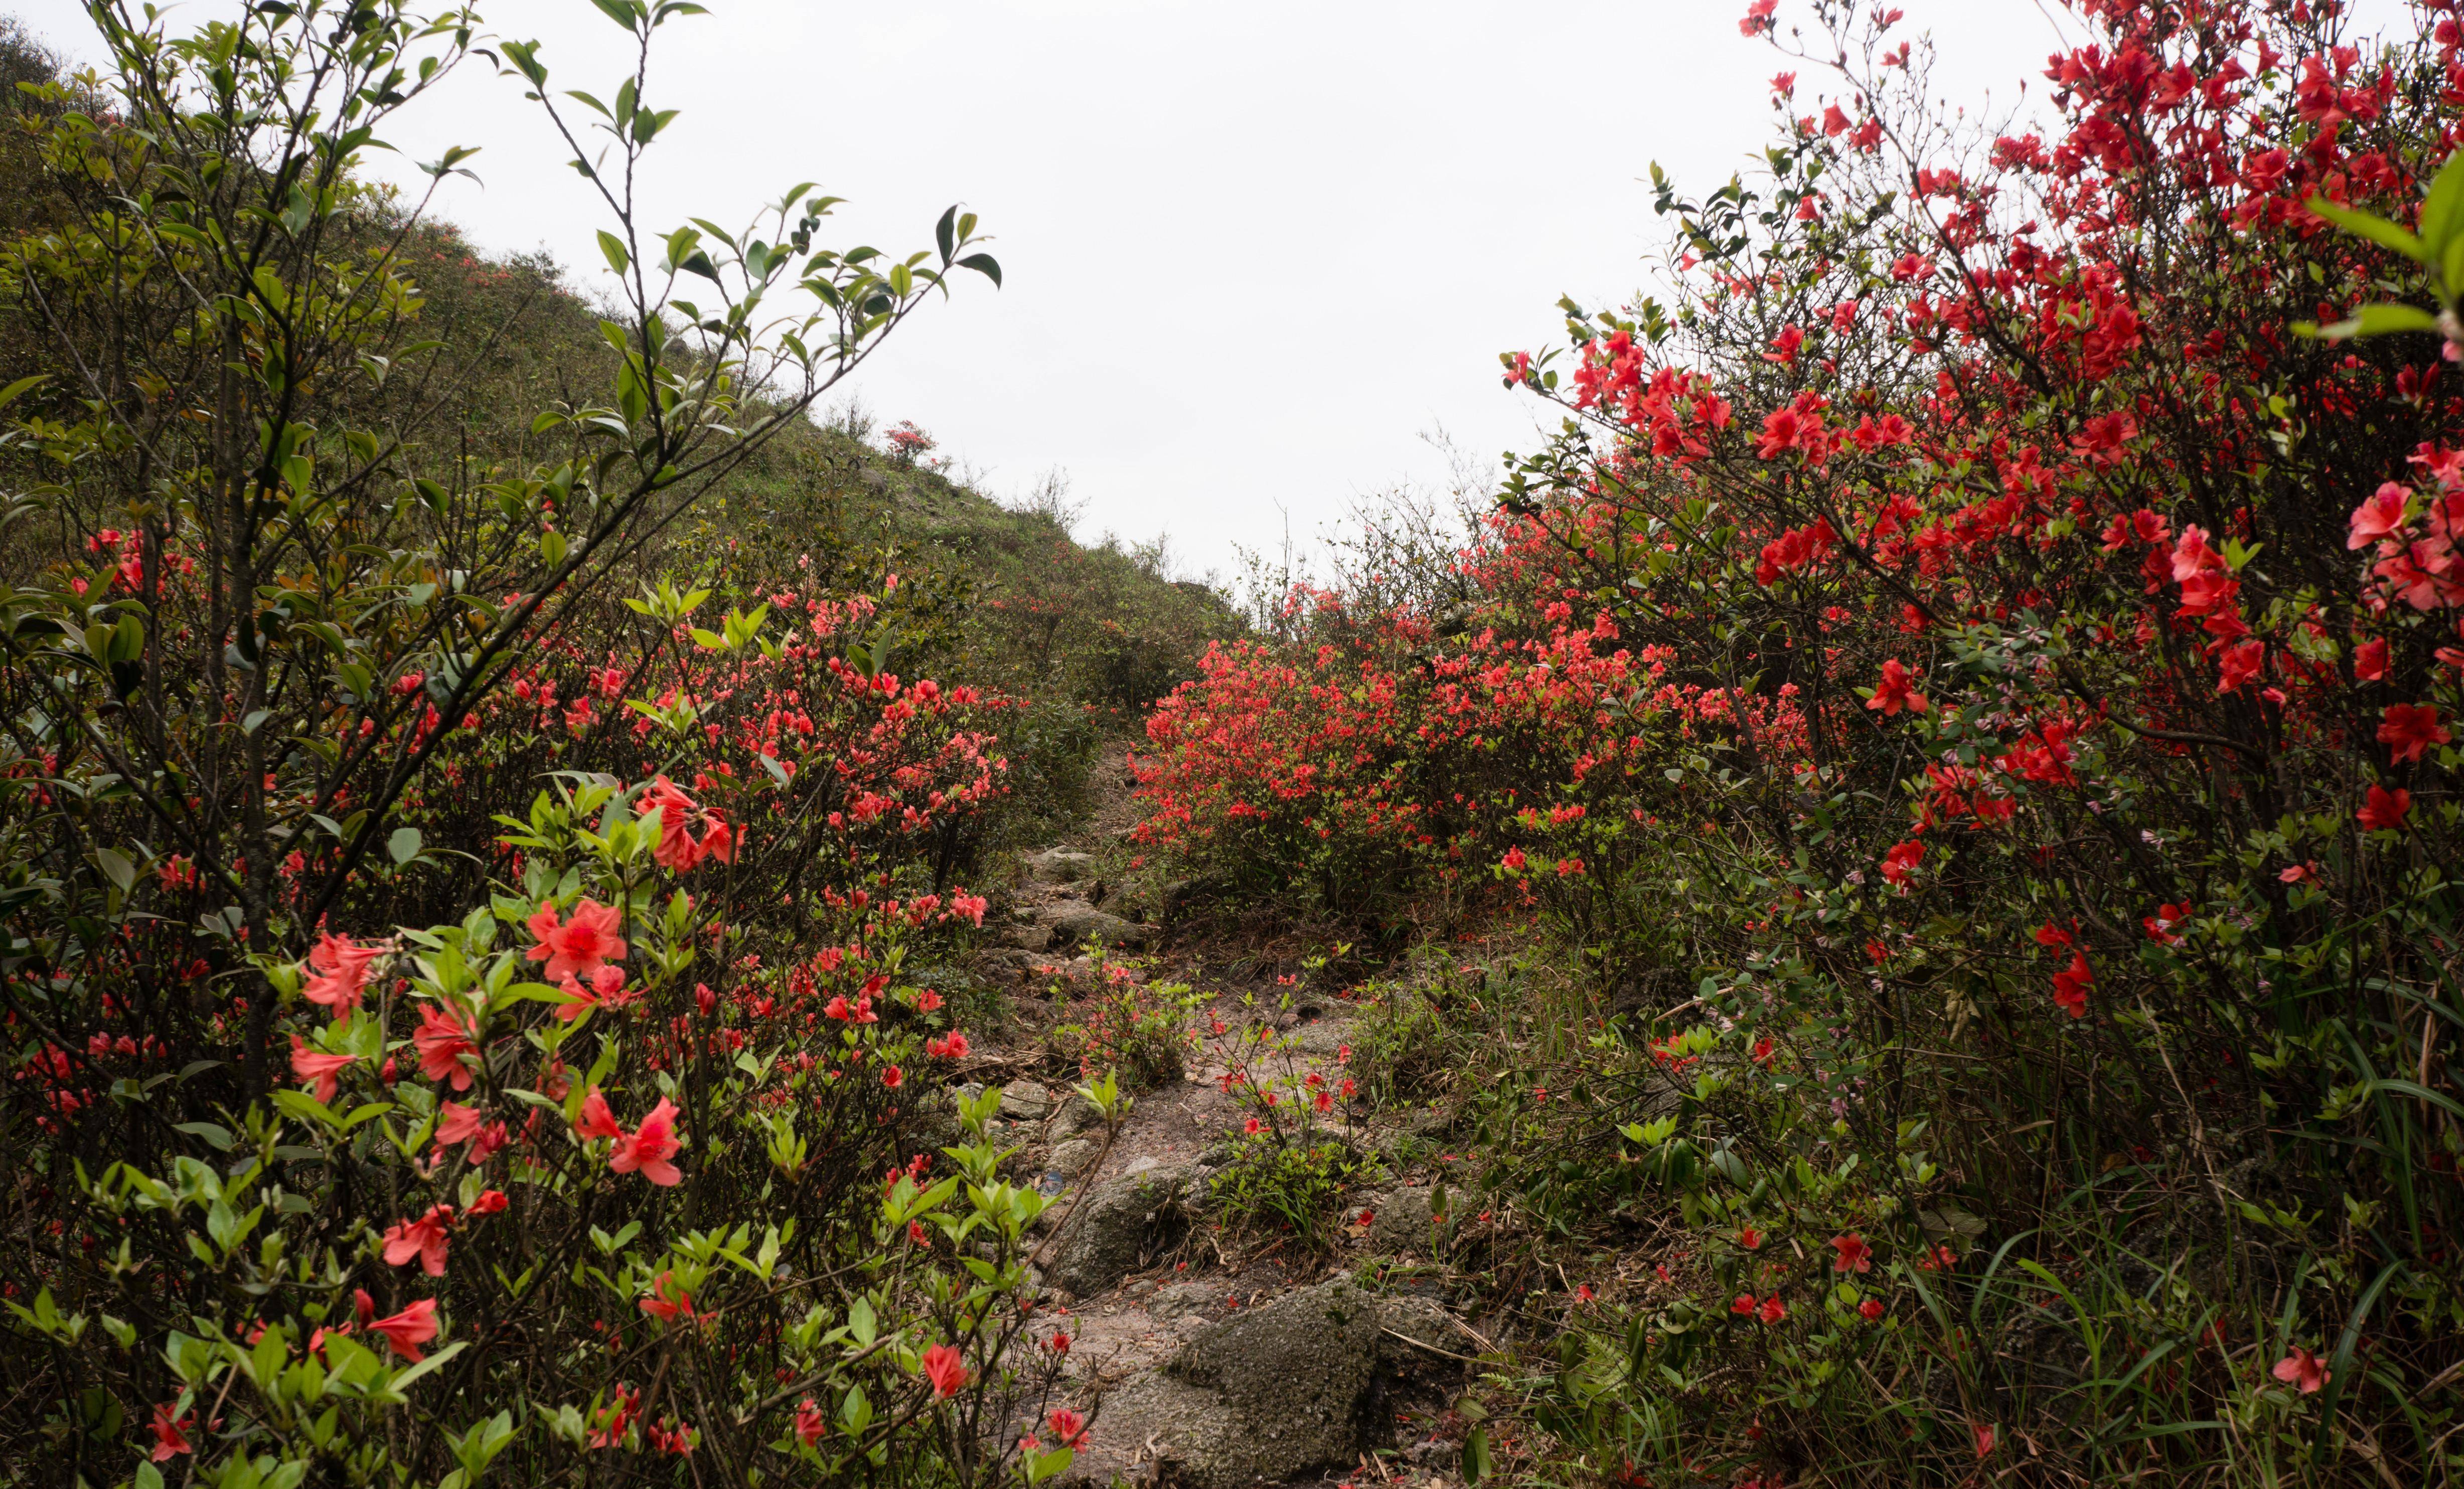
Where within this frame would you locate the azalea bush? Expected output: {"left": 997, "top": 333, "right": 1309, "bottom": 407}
{"left": 1134, "top": 0, "right": 2464, "bottom": 1479}
{"left": 0, "top": 2, "right": 1111, "bottom": 1483}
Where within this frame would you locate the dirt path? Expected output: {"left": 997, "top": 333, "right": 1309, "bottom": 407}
{"left": 952, "top": 789, "right": 1474, "bottom": 1488}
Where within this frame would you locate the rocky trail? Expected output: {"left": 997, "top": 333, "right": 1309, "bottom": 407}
{"left": 939, "top": 798, "right": 1489, "bottom": 1489}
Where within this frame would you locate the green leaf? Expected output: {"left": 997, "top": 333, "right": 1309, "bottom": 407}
{"left": 588, "top": 0, "right": 640, "bottom": 31}
{"left": 2361, "top": 1078, "right": 2464, "bottom": 1123}
{"left": 0, "top": 373, "right": 47, "bottom": 411}
{"left": 596, "top": 230, "right": 630, "bottom": 276}
{"left": 270, "top": 1090, "right": 338, "bottom": 1127}
{"left": 92, "top": 848, "right": 135, "bottom": 893}
{"left": 957, "top": 252, "right": 1002, "bottom": 288}
{"left": 387, "top": 1339, "right": 469, "bottom": 1393}
{"left": 2347, "top": 303, "right": 2440, "bottom": 336}
{"left": 2305, "top": 198, "right": 2428, "bottom": 263}
{"left": 2297, "top": 302, "right": 2442, "bottom": 341}
{"left": 935, "top": 205, "right": 956, "bottom": 264}
{"left": 174, "top": 1121, "right": 234, "bottom": 1151}
{"left": 388, "top": 827, "right": 422, "bottom": 866}
{"left": 2421, "top": 149, "right": 2464, "bottom": 259}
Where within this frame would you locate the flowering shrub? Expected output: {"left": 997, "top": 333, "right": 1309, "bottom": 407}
{"left": 0, "top": 4, "right": 1095, "bottom": 1484}
{"left": 1049, "top": 948, "right": 1202, "bottom": 1089}
{"left": 1134, "top": 0, "right": 2464, "bottom": 1477}
{"left": 1194, "top": 990, "right": 1377, "bottom": 1248}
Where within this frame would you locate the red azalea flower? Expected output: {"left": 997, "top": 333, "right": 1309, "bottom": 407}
{"left": 149, "top": 1403, "right": 194, "bottom": 1461}
{"left": 610, "top": 1097, "right": 684, "bottom": 1186}
{"left": 1829, "top": 1233, "right": 1873, "bottom": 1273}
{"left": 289, "top": 1037, "right": 357, "bottom": 1104}
{"left": 639, "top": 1269, "right": 696, "bottom": 1323}
{"left": 796, "top": 1398, "right": 828, "bottom": 1446}
{"left": 2358, "top": 783, "right": 2413, "bottom": 831}
{"left": 644, "top": 776, "right": 706, "bottom": 872}
{"left": 525, "top": 898, "right": 628, "bottom": 982}
{"left": 412, "top": 1005, "right": 478, "bottom": 1090}
{"left": 575, "top": 1087, "right": 625, "bottom": 1140}
{"left": 920, "top": 1342, "right": 969, "bottom": 1398}
{"left": 382, "top": 1204, "right": 454, "bottom": 1276}
{"left": 1048, "top": 1408, "right": 1088, "bottom": 1447}
{"left": 2378, "top": 703, "right": 2451, "bottom": 764}
{"left": 1867, "top": 658, "right": 1928, "bottom": 715}
{"left": 2051, "top": 950, "right": 2094, "bottom": 1019}
{"left": 368, "top": 1298, "right": 439, "bottom": 1361}
{"left": 2348, "top": 482, "right": 2409, "bottom": 548}
{"left": 2272, "top": 1346, "right": 2330, "bottom": 1394}
{"left": 1757, "top": 1295, "right": 1788, "bottom": 1326}
{"left": 554, "top": 963, "right": 628, "bottom": 1023}
{"left": 303, "top": 932, "right": 382, "bottom": 1014}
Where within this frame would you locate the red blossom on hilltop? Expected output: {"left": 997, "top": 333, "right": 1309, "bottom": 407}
{"left": 920, "top": 1343, "right": 969, "bottom": 1398}
{"left": 303, "top": 932, "right": 382, "bottom": 1014}
{"left": 2379, "top": 703, "right": 2451, "bottom": 764}
{"left": 412, "top": 1006, "right": 478, "bottom": 1091}
{"left": 367, "top": 1298, "right": 439, "bottom": 1361}
{"left": 289, "top": 1037, "right": 357, "bottom": 1103}
{"left": 2272, "top": 1346, "right": 2331, "bottom": 1395}
{"left": 526, "top": 898, "right": 628, "bottom": 981}
{"left": 2358, "top": 783, "right": 2413, "bottom": 831}
{"left": 2051, "top": 950, "right": 2094, "bottom": 1020}
{"left": 609, "top": 1097, "right": 684, "bottom": 1186}
{"left": 382, "top": 1204, "right": 454, "bottom": 1276}
{"left": 1867, "top": 658, "right": 1928, "bottom": 715}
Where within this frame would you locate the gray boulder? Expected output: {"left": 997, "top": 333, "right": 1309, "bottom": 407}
{"left": 1045, "top": 1158, "right": 1191, "bottom": 1296}
{"left": 1047, "top": 1094, "right": 1103, "bottom": 1140}
{"left": 1354, "top": 1184, "right": 1445, "bottom": 1256}
{"left": 1028, "top": 848, "right": 1098, "bottom": 883}
{"left": 1041, "top": 903, "right": 1154, "bottom": 950}
{"left": 1073, "top": 1280, "right": 1468, "bottom": 1489}
{"left": 1147, "top": 1280, "right": 1221, "bottom": 1323}
{"left": 1045, "top": 1136, "right": 1100, "bottom": 1180}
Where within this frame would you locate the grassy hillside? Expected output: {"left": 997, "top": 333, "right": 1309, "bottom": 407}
{"left": 0, "top": 10, "right": 1235, "bottom": 848}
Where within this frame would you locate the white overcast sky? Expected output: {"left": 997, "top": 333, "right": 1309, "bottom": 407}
{"left": 12, "top": 1, "right": 2107, "bottom": 576}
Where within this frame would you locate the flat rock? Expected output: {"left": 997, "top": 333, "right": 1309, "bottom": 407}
{"left": 1001, "top": 1080, "right": 1053, "bottom": 1120}
{"left": 1285, "top": 1013, "right": 1354, "bottom": 1058}
{"left": 1147, "top": 1280, "right": 1220, "bottom": 1322}
{"left": 1069, "top": 1280, "right": 1468, "bottom": 1489}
